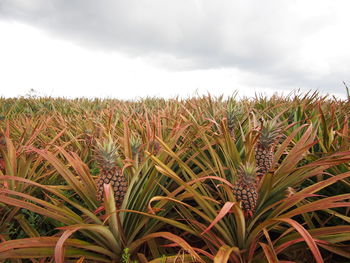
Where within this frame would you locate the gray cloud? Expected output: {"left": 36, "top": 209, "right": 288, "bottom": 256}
{"left": 0, "top": 0, "right": 349, "bottom": 95}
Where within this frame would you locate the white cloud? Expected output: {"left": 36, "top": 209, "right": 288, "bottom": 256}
{"left": 0, "top": 0, "right": 349, "bottom": 99}
{"left": 0, "top": 22, "right": 250, "bottom": 99}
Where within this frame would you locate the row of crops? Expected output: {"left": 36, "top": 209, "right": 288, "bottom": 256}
{"left": 0, "top": 92, "right": 349, "bottom": 262}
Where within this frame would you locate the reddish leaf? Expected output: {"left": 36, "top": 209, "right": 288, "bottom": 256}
{"left": 201, "top": 202, "right": 235, "bottom": 235}
{"left": 259, "top": 242, "right": 278, "bottom": 263}
{"left": 128, "top": 232, "right": 205, "bottom": 263}
{"left": 272, "top": 218, "right": 323, "bottom": 263}
{"left": 214, "top": 245, "right": 241, "bottom": 263}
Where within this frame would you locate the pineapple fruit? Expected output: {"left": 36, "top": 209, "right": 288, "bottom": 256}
{"left": 233, "top": 164, "right": 258, "bottom": 217}
{"left": 255, "top": 119, "right": 282, "bottom": 178}
{"left": 95, "top": 136, "right": 128, "bottom": 208}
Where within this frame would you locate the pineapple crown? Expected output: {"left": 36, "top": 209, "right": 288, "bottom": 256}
{"left": 227, "top": 101, "right": 235, "bottom": 115}
{"left": 130, "top": 134, "right": 142, "bottom": 156}
{"left": 94, "top": 135, "right": 119, "bottom": 170}
{"left": 258, "top": 118, "right": 283, "bottom": 147}
{"left": 237, "top": 163, "right": 257, "bottom": 184}
{"left": 226, "top": 101, "right": 241, "bottom": 120}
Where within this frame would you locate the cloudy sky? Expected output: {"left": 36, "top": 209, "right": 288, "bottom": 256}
{"left": 0, "top": 0, "right": 349, "bottom": 99}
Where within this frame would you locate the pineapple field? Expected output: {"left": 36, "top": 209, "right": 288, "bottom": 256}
{"left": 0, "top": 92, "right": 349, "bottom": 263}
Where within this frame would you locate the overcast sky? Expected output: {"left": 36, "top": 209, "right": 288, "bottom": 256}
{"left": 0, "top": 0, "right": 349, "bottom": 99}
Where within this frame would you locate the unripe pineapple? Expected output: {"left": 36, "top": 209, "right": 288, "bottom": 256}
{"left": 255, "top": 119, "right": 282, "bottom": 178}
{"left": 95, "top": 136, "right": 128, "bottom": 208}
{"left": 233, "top": 164, "right": 258, "bottom": 217}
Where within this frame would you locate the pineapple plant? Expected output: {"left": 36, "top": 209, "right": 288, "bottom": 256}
{"left": 255, "top": 118, "right": 282, "bottom": 178}
{"left": 95, "top": 136, "right": 128, "bottom": 208}
{"left": 233, "top": 163, "right": 259, "bottom": 217}
{"left": 130, "top": 133, "right": 143, "bottom": 164}
{"left": 226, "top": 100, "right": 240, "bottom": 138}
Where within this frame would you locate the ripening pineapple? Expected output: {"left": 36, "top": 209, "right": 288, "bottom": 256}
{"left": 95, "top": 136, "right": 128, "bottom": 208}
{"left": 255, "top": 119, "right": 282, "bottom": 178}
{"left": 233, "top": 164, "right": 258, "bottom": 217}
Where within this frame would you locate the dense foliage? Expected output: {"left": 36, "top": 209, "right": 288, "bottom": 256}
{"left": 0, "top": 92, "right": 349, "bottom": 262}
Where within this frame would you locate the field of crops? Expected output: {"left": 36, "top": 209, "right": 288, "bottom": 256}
{"left": 0, "top": 92, "right": 349, "bottom": 263}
